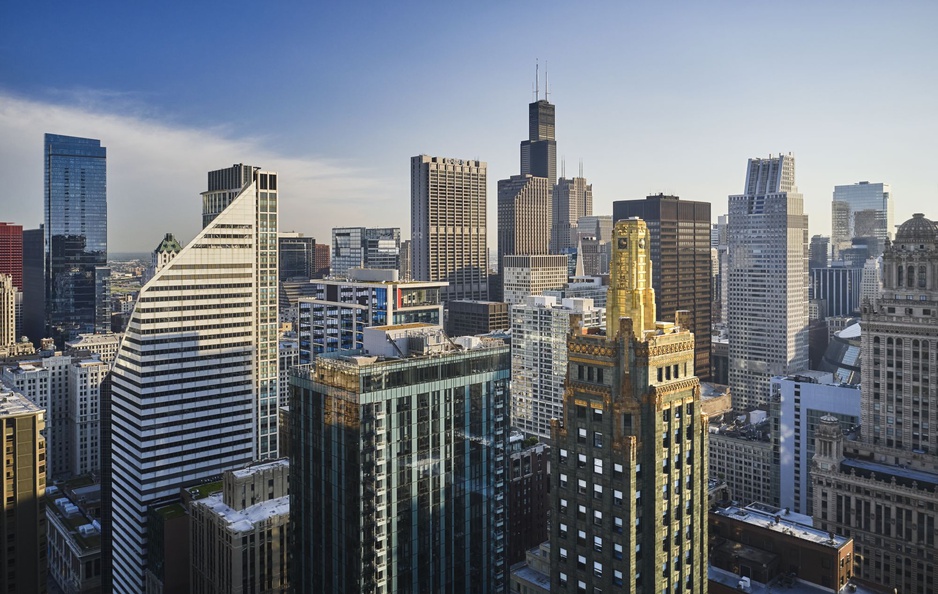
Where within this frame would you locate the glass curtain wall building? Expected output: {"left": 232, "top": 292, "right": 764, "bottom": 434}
{"left": 42, "top": 134, "right": 108, "bottom": 346}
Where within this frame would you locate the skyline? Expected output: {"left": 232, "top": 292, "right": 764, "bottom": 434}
{"left": 2, "top": 2, "right": 937, "bottom": 252}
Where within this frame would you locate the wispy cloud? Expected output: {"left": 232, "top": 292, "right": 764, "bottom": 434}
{"left": 0, "top": 92, "right": 398, "bottom": 251}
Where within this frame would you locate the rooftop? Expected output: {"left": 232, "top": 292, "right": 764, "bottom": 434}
{"left": 842, "top": 457, "right": 938, "bottom": 491}
{"left": 194, "top": 493, "right": 290, "bottom": 532}
{"left": 230, "top": 458, "right": 289, "bottom": 479}
{"left": 0, "top": 390, "right": 43, "bottom": 416}
{"left": 709, "top": 565, "right": 882, "bottom": 594}
{"left": 713, "top": 506, "right": 849, "bottom": 549}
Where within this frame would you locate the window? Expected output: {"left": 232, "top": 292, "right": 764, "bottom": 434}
{"left": 559, "top": 448, "right": 568, "bottom": 464}
{"left": 614, "top": 463, "right": 624, "bottom": 478}
{"left": 578, "top": 530, "right": 586, "bottom": 545}
{"left": 594, "top": 484, "right": 603, "bottom": 499}
{"left": 560, "top": 547, "right": 568, "bottom": 560}
{"left": 614, "top": 489, "right": 623, "bottom": 505}
{"left": 559, "top": 523, "right": 568, "bottom": 539}
{"left": 614, "top": 543, "right": 623, "bottom": 559}
{"left": 578, "top": 479, "right": 587, "bottom": 494}
{"left": 593, "top": 561, "right": 603, "bottom": 578}
{"left": 560, "top": 498, "right": 568, "bottom": 514}
{"left": 594, "top": 536, "right": 603, "bottom": 552}
{"left": 578, "top": 555, "right": 586, "bottom": 570}
{"left": 614, "top": 570, "right": 623, "bottom": 586}
{"left": 594, "top": 432, "right": 604, "bottom": 448}
{"left": 578, "top": 428, "right": 587, "bottom": 443}
{"left": 594, "top": 458, "right": 603, "bottom": 475}
{"left": 560, "top": 473, "right": 568, "bottom": 488}
{"left": 594, "top": 510, "right": 603, "bottom": 526}
{"left": 559, "top": 573, "right": 568, "bottom": 586}
{"left": 578, "top": 453, "right": 587, "bottom": 468}
{"left": 614, "top": 516, "right": 624, "bottom": 533}
{"left": 593, "top": 408, "right": 603, "bottom": 422}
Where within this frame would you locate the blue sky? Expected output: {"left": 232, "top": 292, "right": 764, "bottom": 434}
{"left": 2, "top": 2, "right": 936, "bottom": 251}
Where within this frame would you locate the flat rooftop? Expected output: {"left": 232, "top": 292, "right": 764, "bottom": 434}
{"left": 0, "top": 390, "right": 43, "bottom": 416}
{"left": 230, "top": 458, "right": 289, "bottom": 479}
{"left": 842, "top": 458, "right": 938, "bottom": 491}
{"left": 709, "top": 565, "right": 882, "bottom": 594}
{"left": 713, "top": 505, "right": 849, "bottom": 549}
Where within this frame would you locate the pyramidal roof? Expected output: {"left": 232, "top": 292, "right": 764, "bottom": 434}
{"left": 154, "top": 232, "right": 182, "bottom": 254}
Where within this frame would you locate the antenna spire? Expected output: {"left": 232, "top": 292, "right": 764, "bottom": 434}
{"left": 535, "top": 59, "right": 540, "bottom": 101}
{"left": 579, "top": 158, "right": 584, "bottom": 179}
{"left": 545, "top": 62, "right": 550, "bottom": 102}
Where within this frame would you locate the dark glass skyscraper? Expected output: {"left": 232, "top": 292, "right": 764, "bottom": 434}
{"left": 42, "top": 134, "right": 108, "bottom": 346}
{"left": 521, "top": 99, "right": 557, "bottom": 185}
{"left": 612, "top": 194, "right": 713, "bottom": 380}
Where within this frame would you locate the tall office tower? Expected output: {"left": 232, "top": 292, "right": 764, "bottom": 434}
{"left": 613, "top": 194, "right": 713, "bottom": 380}
{"left": 521, "top": 95, "right": 557, "bottom": 185}
{"left": 67, "top": 357, "right": 106, "bottom": 476}
{"left": 810, "top": 213, "right": 938, "bottom": 593}
{"left": 549, "top": 218, "right": 708, "bottom": 594}
{"left": 551, "top": 177, "right": 593, "bottom": 254}
{"left": 495, "top": 175, "right": 553, "bottom": 300}
{"left": 809, "top": 234, "right": 831, "bottom": 269}
{"left": 727, "top": 155, "right": 809, "bottom": 409}
{"left": 190, "top": 460, "right": 290, "bottom": 593}
{"left": 576, "top": 215, "right": 613, "bottom": 245}
{"left": 711, "top": 215, "right": 729, "bottom": 325}
{"left": 859, "top": 256, "right": 882, "bottom": 304}
{"left": 0, "top": 389, "right": 47, "bottom": 593}
{"left": 313, "top": 243, "right": 330, "bottom": 278}
{"left": 447, "top": 300, "right": 510, "bottom": 337}
{"left": 295, "top": 268, "right": 445, "bottom": 362}
{"left": 108, "top": 164, "right": 276, "bottom": 592}
{"left": 831, "top": 181, "right": 893, "bottom": 256}
{"left": 0, "top": 223, "right": 23, "bottom": 290}
{"left": 331, "top": 227, "right": 401, "bottom": 278}
{"left": 290, "top": 324, "right": 510, "bottom": 593}
{"left": 411, "top": 155, "right": 488, "bottom": 303}
{"left": 0, "top": 275, "right": 14, "bottom": 347}
{"left": 41, "top": 134, "right": 108, "bottom": 346}
{"left": 22, "top": 227, "right": 44, "bottom": 344}
{"left": 279, "top": 232, "right": 317, "bottom": 280}
{"left": 502, "top": 254, "right": 569, "bottom": 306}
{"left": 510, "top": 295, "right": 604, "bottom": 439}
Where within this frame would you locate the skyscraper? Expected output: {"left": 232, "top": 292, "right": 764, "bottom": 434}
{"left": 109, "top": 164, "right": 277, "bottom": 591}
{"left": 0, "top": 388, "right": 47, "bottom": 594}
{"left": 551, "top": 176, "right": 593, "bottom": 254}
{"left": 0, "top": 222, "right": 23, "bottom": 290}
{"left": 521, "top": 95, "right": 557, "bottom": 185}
{"left": 831, "top": 181, "right": 893, "bottom": 257}
{"left": 331, "top": 227, "right": 401, "bottom": 278}
{"left": 411, "top": 155, "right": 488, "bottom": 303}
{"left": 40, "top": 134, "right": 108, "bottom": 346}
{"left": 0, "top": 275, "right": 15, "bottom": 348}
{"left": 613, "top": 194, "right": 713, "bottom": 380}
{"left": 727, "top": 155, "right": 809, "bottom": 409}
{"left": 290, "top": 324, "right": 510, "bottom": 593}
{"left": 550, "top": 218, "right": 708, "bottom": 593}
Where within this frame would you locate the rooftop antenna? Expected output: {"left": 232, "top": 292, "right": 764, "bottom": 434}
{"left": 579, "top": 159, "right": 584, "bottom": 179}
{"left": 561, "top": 157, "right": 566, "bottom": 179}
{"left": 535, "top": 58, "right": 540, "bottom": 101}
{"left": 545, "top": 62, "right": 550, "bottom": 102}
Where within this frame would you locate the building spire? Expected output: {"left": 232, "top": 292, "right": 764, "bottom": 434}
{"left": 607, "top": 218, "right": 656, "bottom": 340}
{"left": 535, "top": 59, "right": 540, "bottom": 101}
{"left": 545, "top": 62, "right": 549, "bottom": 102}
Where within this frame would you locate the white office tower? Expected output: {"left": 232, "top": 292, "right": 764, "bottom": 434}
{"left": 502, "top": 254, "right": 569, "bottom": 305}
{"left": 110, "top": 164, "right": 277, "bottom": 592}
{"left": 510, "top": 295, "right": 604, "bottom": 439}
{"left": 411, "top": 155, "right": 489, "bottom": 303}
{"left": 728, "top": 154, "right": 809, "bottom": 409}
{"left": 831, "top": 181, "right": 893, "bottom": 255}
{"left": 68, "top": 357, "right": 106, "bottom": 476}
{"left": 860, "top": 256, "right": 883, "bottom": 305}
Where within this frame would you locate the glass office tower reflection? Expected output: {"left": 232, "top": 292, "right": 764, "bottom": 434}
{"left": 44, "top": 134, "right": 108, "bottom": 345}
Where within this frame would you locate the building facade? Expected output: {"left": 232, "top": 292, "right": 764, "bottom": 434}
{"left": 289, "top": 324, "right": 510, "bottom": 593}
{"left": 495, "top": 175, "right": 552, "bottom": 301}
{"left": 507, "top": 442, "right": 550, "bottom": 566}
{"left": 0, "top": 388, "right": 47, "bottom": 593}
{"left": 295, "top": 270, "right": 445, "bottom": 362}
{"left": 108, "top": 165, "right": 276, "bottom": 591}
{"left": 551, "top": 177, "right": 593, "bottom": 254}
{"left": 811, "top": 213, "right": 938, "bottom": 594}
{"left": 67, "top": 357, "right": 106, "bottom": 477}
{"left": 0, "top": 275, "right": 15, "bottom": 348}
{"left": 511, "top": 295, "right": 604, "bottom": 440}
{"left": 727, "top": 155, "right": 809, "bottom": 409}
{"left": 521, "top": 97, "right": 557, "bottom": 185}
{"left": 831, "top": 181, "right": 893, "bottom": 256}
{"left": 502, "top": 254, "right": 568, "bottom": 306}
{"left": 411, "top": 155, "right": 488, "bottom": 303}
{"left": 40, "top": 134, "right": 109, "bottom": 346}
{"left": 549, "top": 219, "right": 708, "bottom": 594}
{"left": 279, "top": 232, "right": 317, "bottom": 281}
{"left": 331, "top": 227, "right": 401, "bottom": 278}
{"left": 189, "top": 459, "right": 290, "bottom": 594}
{"left": 810, "top": 265, "right": 863, "bottom": 317}
{"left": 445, "top": 300, "right": 509, "bottom": 337}
{"left": 613, "top": 194, "right": 713, "bottom": 380}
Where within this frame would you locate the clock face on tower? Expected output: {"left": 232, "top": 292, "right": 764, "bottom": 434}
{"left": 618, "top": 237, "right": 628, "bottom": 249}
{"left": 639, "top": 238, "right": 645, "bottom": 249}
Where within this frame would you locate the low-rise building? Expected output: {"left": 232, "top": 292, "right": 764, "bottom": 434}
{"left": 46, "top": 479, "right": 102, "bottom": 593}
{"left": 709, "top": 414, "right": 778, "bottom": 507}
{"left": 509, "top": 541, "right": 551, "bottom": 594}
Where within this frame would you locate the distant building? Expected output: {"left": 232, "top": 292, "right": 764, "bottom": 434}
{"left": 509, "top": 542, "right": 551, "bottom": 594}
{"left": 313, "top": 243, "right": 330, "bottom": 279}
{"left": 278, "top": 337, "right": 298, "bottom": 408}
{"left": 446, "top": 300, "right": 509, "bottom": 337}
{"left": 0, "top": 275, "right": 15, "bottom": 348}
{"left": 831, "top": 181, "right": 893, "bottom": 256}
{"left": 190, "top": 460, "right": 290, "bottom": 594}
{"left": 65, "top": 332, "right": 122, "bottom": 366}
{"left": 145, "top": 232, "right": 182, "bottom": 283}
{"left": 296, "top": 269, "right": 446, "bottom": 362}
{"left": 278, "top": 232, "right": 317, "bottom": 281}
{"left": 331, "top": 227, "right": 400, "bottom": 278}
{"left": 0, "top": 222, "right": 23, "bottom": 290}
{"left": 859, "top": 256, "right": 882, "bottom": 305}
{"left": 411, "top": 155, "right": 489, "bottom": 303}
{"left": 502, "top": 254, "right": 568, "bottom": 306}
{"left": 727, "top": 154, "right": 809, "bottom": 409}
{"left": 399, "top": 239, "right": 412, "bottom": 281}
{"left": 708, "top": 413, "right": 778, "bottom": 507}
{"left": 511, "top": 295, "right": 604, "bottom": 440}
{"left": 38, "top": 134, "right": 110, "bottom": 346}
{"left": 0, "top": 388, "right": 47, "bottom": 593}
{"left": 290, "top": 324, "right": 510, "bottom": 593}
{"left": 810, "top": 265, "right": 863, "bottom": 317}
{"left": 543, "top": 275, "right": 608, "bottom": 307}
{"left": 613, "top": 194, "right": 713, "bottom": 380}
{"left": 495, "top": 175, "right": 552, "bottom": 301}
{"left": 551, "top": 177, "right": 592, "bottom": 254}
{"left": 810, "top": 234, "right": 831, "bottom": 269}
{"left": 67, "top": 357, "right": 106, "bottom": 476}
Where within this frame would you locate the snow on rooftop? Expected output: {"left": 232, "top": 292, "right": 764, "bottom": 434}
{"left": 196, "top": 493, "right": 289, "bottom": 532}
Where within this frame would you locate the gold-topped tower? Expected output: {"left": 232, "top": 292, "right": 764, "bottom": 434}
{"left": 607, "top": 218, "right": 656, "bottom": 339}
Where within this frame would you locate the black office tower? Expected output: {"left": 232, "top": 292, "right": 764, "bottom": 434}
{"left": 613, "top": 194, "right": 712, "bottom": 380}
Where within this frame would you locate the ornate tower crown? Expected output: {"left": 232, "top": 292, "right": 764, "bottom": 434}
{"left": 607, "top": 218, "right": 656, "bottom": 339}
